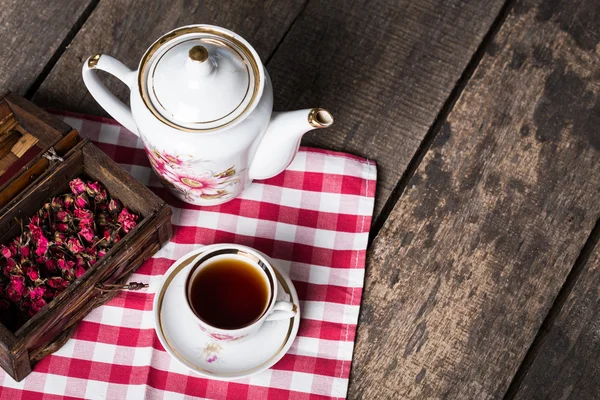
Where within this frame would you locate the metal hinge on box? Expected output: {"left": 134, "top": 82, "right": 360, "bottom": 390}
{"left": 42, "top": 147, "right": 64, "bottom": 163}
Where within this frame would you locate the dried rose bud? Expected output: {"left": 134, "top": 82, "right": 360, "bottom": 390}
{"left": 45, "top": 259, "right": 57, "bottom": 273}
{"left": 54, "top": 231, "right": 66, "bottom": 245}
{"left": 118, "top": 209, "right": 138, "bottom": 233}
{"left": 31, "top": 298, "right": 47, "bottom": 313}
{"left": 85, "top": 181, "right": 102, "bottom": 196}
{"left": 75, "top": 265, "right": 86, "bottom": 278}
{"left": 29, "top": 224, "right": 43, "bottom": 241}
{"left": 47, "top": 277, "right": 64, "bottom": 289}
{"left": 26, "top": 267, "right": 39, "bottom": 281}
{"left": 117, "top": 208, "right": 137, "bottom": 223}
{"left": 69, "top": 178, "right": 86, "bottom": 195}
{"left": 122, "top": 220, "right": 136, "bottom": 233}
{"left": 3, "top": 258, "right": 16, "bottom": 276}
{"left": 0, "top": 245, "right": 11, "bottom": 259}
{"left": 102, "top": 228, "right": 121, "bottom": 244}
{"left": 74, "top": 208, "right": 93, "bottom": 220}
{"left": 51, "top": 197, "right": 64, "bottom": 210}
{"left": 98, "top": 249, "right": 106, "bottom": 258}
{"left": 10, "top": 275, "right": 25, "bottom": 291}
{"left": 79, "top": 227, "right": 94, "bottom": 243}
{"left": 66, "top": 238, "right": 84, "bottom": 254}
{"left": 56, "top": 210, "right": 70, "bottom": 223}
{"left": 30, "top": 215, "right": 41, "bottom": 226}
{"left": 57, "top": 223, "right": 69, "bottom": 233}
{"left": 57, "top": 259, "right": 75, "bottom": 273}
{"left": 19, "top": 244, "right": 30, "bottom": 259}
{"left": 108, "top": 198, "right": 122, "bottom": 213}
{"left": 7, "top": 275, "right": 25, "bottom": 302}
{"left": 95, "top": 190, "right": 108, "bottom": 203}
{"left": 28, "top": 286, "right": 45, "bottom": 300}
{"left": 35, "top": 236, "right": 50, "bottom": 257}
{"left": 7, "top": 287, "right": 21, "bottom": 303}
{"left": 64, "top": 194, "right": 74, "bottom": 209}
{"left": 74, "top": 193, "right": 89, "bottom": 209}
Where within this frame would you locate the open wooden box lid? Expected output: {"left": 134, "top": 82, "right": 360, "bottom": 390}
{"left": 0, "top": 92, "right": 80, "bottom": 209}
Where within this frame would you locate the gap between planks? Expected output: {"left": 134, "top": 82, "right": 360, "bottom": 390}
{"left": 264, "top": 0, "right": 310, "bottom": 66}
{"left": 368, "top": 0, "right": 517, "bottom": 246}
{"left": 504, "top": 217, "right": 600, "bottom": 399}
{"left": 24, "top": 0, "right": 100, "bottom": 99}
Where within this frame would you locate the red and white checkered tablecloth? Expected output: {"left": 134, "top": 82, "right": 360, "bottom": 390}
{"left": 0, "top": 113, "right": 377, "bottom": 400}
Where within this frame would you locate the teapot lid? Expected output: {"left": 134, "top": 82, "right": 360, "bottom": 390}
{"left": 138, "top": 25, "right": 263, "bottom": 132}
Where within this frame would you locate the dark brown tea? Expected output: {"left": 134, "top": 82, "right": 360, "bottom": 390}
{"left": 189, "top": 258, "right": 269, "bottom": 329}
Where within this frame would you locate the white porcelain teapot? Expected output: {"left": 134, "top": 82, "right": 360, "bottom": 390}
{"left": 82, "top": 25, "right": 333, "bottom": 205}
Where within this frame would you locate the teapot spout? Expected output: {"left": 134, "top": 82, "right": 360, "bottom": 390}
{"left": 248, "top": 108, "right": 333, "bottom": 180}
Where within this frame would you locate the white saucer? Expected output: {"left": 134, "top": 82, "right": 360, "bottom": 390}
{"left": 153, "top": 247, "right": 300, "bottom": 380}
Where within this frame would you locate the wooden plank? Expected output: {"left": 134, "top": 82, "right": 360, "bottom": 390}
{"left": 349, "top": 0, "right": 600, "bottom": 397}
{"left": 0, "top": 0, "right": 93, "bottom": 94}
{"left": 513, "top": 234, "right": 600, "bottom": 400}
{"left": 266, "top": 0, "right": 507, "bottom": 218}
{"left": 33, "top": 0, "right": 307, "bottom": 115}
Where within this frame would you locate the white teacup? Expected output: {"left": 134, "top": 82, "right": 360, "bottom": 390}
{"left": 184, "top": 244, "right": 296, "bottom": 341}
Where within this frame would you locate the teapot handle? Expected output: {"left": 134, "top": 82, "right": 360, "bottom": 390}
{"left": 82, "top": 54, "right": 139, "bottom": 136}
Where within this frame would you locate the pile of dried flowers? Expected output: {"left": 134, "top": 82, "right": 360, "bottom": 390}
{"left": 0, "top": 178, "right": 138, "bottom": 329}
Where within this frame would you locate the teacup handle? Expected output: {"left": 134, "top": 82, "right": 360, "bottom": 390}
{"left": 265, "top": 301, "right": 297, "bottom": 321}
{"left": 81, "top": 54, "right": 140, "bottom": 136}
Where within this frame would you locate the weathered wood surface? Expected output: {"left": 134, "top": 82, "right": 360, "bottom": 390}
{"left": 350, "top": 0, "right": 600, "bottom": 397}
{"left": 514, "top": 235, "right": 600, "bottom": 400}
{"left": 31, "top": 0, "right": 509, "bottom": 221}
{"left": 33, "top": 0, "right": 306, "bottom": 116}
{"left": 0, "top": 0, "right": 93, "bottom": 95}
{"left": 266, "top": 0, "right": 507, "bottom": 218}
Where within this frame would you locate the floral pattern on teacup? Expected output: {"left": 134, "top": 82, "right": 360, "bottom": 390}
{"left": 197, "top": 321, "right": 244, "bottom": 341}
{"left": 144, "top": 144, "right": 242, "bottom": 202}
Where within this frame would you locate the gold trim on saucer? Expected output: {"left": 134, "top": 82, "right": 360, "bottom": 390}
{"left": 156, "top": 250, "right": 296, "bottom": 377}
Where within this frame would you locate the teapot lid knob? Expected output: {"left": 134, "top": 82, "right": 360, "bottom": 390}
{"left": 188, "top": 45, "right": 209, "bottom": 63}
{"left": 185, "top": 45, "right": 214, "bottom": 77}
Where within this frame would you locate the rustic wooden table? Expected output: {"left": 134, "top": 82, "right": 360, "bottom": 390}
{"left": 2, "top": 0, "right": 599, "bottom": 398}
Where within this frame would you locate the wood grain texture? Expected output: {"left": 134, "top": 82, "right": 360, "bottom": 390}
{"left": 514, "top": 238, "right": 600, "bottom": 400}
{"left": 0, "top": 0, "right": 93, "bottom": 94}
{"left": 33, "top": 0, "right": 306, "bottom": 114}
{"left": 350, "top": 0, "right": 600, "bottom": 397}
{"left": 266, "top": 0, "right": 506, "bottom": 218}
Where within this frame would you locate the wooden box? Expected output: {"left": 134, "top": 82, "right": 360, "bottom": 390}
{"left": 0, "top": 92, "right": 172, "bottom": 381}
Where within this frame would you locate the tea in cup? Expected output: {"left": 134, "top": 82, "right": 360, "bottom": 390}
{"left": 184, "top": 244, "right": 296, "bottom": 341}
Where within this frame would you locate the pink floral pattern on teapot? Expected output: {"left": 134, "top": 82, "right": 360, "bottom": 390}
{"left": 145, "top": 143, "right": 241, "bottom": 202}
